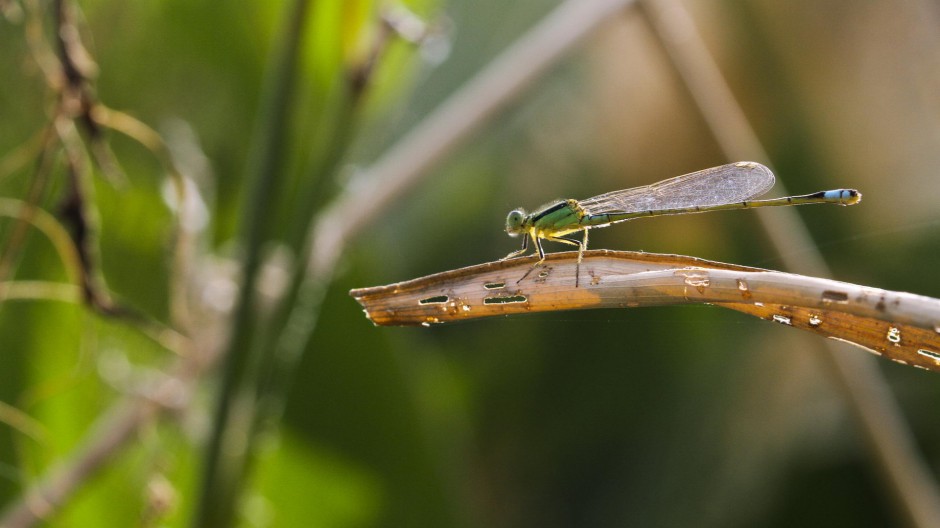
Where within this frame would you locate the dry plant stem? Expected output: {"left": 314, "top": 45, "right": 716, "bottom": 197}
{"left": 56, "top": 118, "right": 113, "bottom": 311}
{"left": 640, "top": 0, "right": 940, "bottom": 524}
{"left": 53, "top": 0, "right": 125, "bottom": 185}
{"left": 3, "top": 0, "right": 127, "bottom": 313}
{"left": 350, "top": 250, "right": 940, "bottom": 372}
{"left": 50, "top": 0, "right": 191, "bottom": 321}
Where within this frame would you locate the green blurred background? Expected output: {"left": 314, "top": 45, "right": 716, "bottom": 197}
{"left": 1, "top": 0, "right": 939, "bottom": 526}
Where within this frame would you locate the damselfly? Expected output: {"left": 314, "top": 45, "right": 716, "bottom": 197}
{"left": 503, "top": 161, "right": 861, "bottom": 285}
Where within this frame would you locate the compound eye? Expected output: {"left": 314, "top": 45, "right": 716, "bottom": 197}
{"left": 505, "top": 209, "right": 526, "bottom": 235}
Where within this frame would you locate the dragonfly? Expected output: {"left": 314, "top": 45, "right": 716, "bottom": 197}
{"left": 502, "top": 161, "right": 861, "bottom": 285}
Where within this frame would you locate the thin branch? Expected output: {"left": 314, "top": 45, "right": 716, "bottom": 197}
{"left": 640, "top": 0, "right": 940, "bottom": 525}
{"left": 53, "top": 0, "right": 125, "bottom": 186}
{"left": 55, "top": 116, "right": 113, "bottom": 312}
{"left": 2, "top": 0, "right": 137, "bottom": 315}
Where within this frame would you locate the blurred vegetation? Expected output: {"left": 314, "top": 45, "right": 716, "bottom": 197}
{"left": 1, "top": 0, "right": 939, "bottom": 527}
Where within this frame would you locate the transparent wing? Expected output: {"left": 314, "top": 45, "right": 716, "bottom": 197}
{"left": 578, "top": 162, "right": 775, "bottom": 215}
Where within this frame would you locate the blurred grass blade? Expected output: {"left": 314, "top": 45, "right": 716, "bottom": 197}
{"left": 195, "top": 0, "right": 311, "bottom": 526}
{"left": 351, "top": 250, "right": 940, "bottom": 373}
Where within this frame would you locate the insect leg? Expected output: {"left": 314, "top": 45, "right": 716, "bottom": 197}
{"left": 502, "top": 233, "right": 529, "bottom": 260}
{"left": 545, "top": 234, "right": 585, "bottom": 287}
{"left": 516, "top": 236, "right": 547, "bottom": 284}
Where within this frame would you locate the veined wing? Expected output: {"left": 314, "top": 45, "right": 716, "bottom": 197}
{"left": 578, "top": 162, "right": 775, "bottom": 215}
